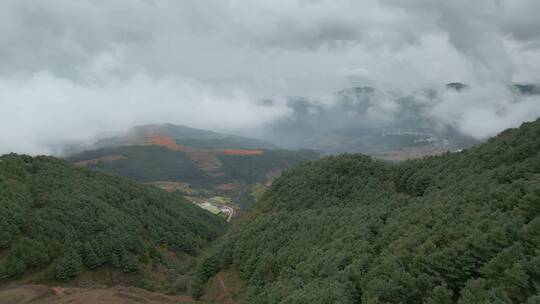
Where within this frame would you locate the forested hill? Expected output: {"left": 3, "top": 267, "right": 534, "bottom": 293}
{"left": 0, "top": 154, "right": 227, "bottom": 285}
{"left": 195, "top": 118, "right": 540, "bottom": 303}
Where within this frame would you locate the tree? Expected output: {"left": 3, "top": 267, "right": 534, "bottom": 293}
{"left": 51, "top": 249, "right": 82, "bottom": 280}
{"left": 121, "top": 252, "right": 138, "bottom": 273}
{"left": 81, "top": 243, "right": 100, "bottom": 269}
{"left": 425, "top": 285, "right": 453, "bottom": 304}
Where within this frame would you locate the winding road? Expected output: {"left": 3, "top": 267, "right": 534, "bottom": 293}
{"left": 221, "top": 205, "right": 235, "bottom": 222}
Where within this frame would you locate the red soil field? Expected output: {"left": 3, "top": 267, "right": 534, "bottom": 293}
{"left": 149, "top": 136, "right": 264, "bottom": 156}
{"left": 149, "top": 136, "right": 222, "bottom": 171}
{"left": 214, "top": 183, "right": 240, "bottom": 191}
{"left": 216, "top": 149, "right": 263, "bottom": 155}
{"left": 77, "top": 134, "right": 265, "bottom": 175}
{"left": 147, "top": 135, "right": 263, "bottom": 172}
{"left": 149, "top": 136, "right": 185, "bottom": 152}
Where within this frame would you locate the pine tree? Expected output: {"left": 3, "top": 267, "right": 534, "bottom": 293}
{"left": 82, "top": 243, "right": 100, "bottom": 270}
{"left": 51, "top": 248, "right": 82, "bottom": 280}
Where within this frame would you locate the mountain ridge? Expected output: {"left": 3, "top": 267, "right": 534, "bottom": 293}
{"left": 67, "top": 124, "right": 319, "bottom": 195}
{"left": 93, "top": 123, "right": 277, "bottom": 151}
{"left": 193, "top": 117, "right": 540, "bottom": 303}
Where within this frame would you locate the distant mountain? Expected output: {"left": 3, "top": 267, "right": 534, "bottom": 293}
{"left": 510, "top": 83, "right": 540, "bottom": 95}
{"left": 444, "top": 82, "right": 540, "bottom": 95}
{"left": 0, "top": 154, "right": 226, "bottom": 288}
{"left": 445, "top": 82, "right": 469, "bottom": 91}
{"left": 256, "top": 85, "right": 478, "bottom": 158}
{"left": 194, "top": 117, "right": 540, "bottom": 303}
{"left": 92, "top": 123, "right": 277, "bottom": 151}
{"left": 67, "top": 123, "right": 319, "bottom": 192}
{"left": 255, "top": 82, "right": 539, "bottom": 159}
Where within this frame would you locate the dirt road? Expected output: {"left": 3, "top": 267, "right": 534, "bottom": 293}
{"left": 217, "top": 274, "right": 234, "bottom": 304}
{"left": 221, "top": 205, "right": 235, "bottom": 222}
{"left": 0, "top": 285, "right": 197, "bottom": 304}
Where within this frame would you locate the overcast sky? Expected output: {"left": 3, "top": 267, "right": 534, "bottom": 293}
{"left": 1, "top": 0, "right": 540, "bottom": 154}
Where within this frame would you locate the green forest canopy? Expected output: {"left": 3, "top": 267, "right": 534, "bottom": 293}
{"left": 0, "top": 154, "right": 227, "bottom": 282}
{"left": 195, "top": 118, "right": 540, "bottom": 303}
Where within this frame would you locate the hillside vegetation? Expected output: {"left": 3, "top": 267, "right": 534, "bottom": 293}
{"left": 0, "top": 154, "right": 227, "bottom": 286}
{"left": 195, "top": 119, "right": 540, "bottom": 303}
{"left": 68, "top": 145, "right": 209, "bottom": 184}
{"left": 216, "top": 149, "right": 319, "bottom": 185}
{"left": 69, "top": 146, "right": 319, "bottom": 188}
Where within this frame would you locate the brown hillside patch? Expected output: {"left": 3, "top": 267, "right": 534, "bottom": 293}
{"left": 147, "top": 181, "right": 192, "bottom": 193}
{"left": 189, "top": 150, "right": 222, "bottom": 172}
{"left": 148, "top": 135, "right": 222, "bottom": 172}
{"left": 147, "top": 136, "right": 266, "bottom": 172}
{"left": 100, "top": 134, "right": 265, "bottom": 174}
{"left": 216, "top": 149, "right": 264, "bottom": 156}
{"left": 0, "top": 285, "right": 198, "bottom": 304}
{"left": 150, "top": 135, "right": 182, "bottom": 151}
{"left": 214, "top": 183, "right": 240, "bottom": 191}
{"left": 201, "top": 268, "right": 245, "bottom": 304}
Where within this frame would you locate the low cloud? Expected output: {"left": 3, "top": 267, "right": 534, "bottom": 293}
{"left": 0, "top": 0, "right": 539, "bottom": 154}
{"left": 429, "top": 84, "right": 540, "bottom": 139}
{"left": 0, "top": 71, "right": 290, "bottom": 154}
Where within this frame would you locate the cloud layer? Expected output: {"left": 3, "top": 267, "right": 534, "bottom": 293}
{"left": 1, "top": 0, "right": 540, "bottom": 154}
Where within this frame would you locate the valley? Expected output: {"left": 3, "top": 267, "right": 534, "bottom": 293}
{"left": 2, "top": 120, "right": 539, "bottom": 304}
{"left": 2, "top": 2, "right": 540, "bottom": 303}
{"left": 192, "top": 118, "right": 540, "bottom": 303}
{"left": 67, "top": 124, "right": 319, "bottom": 214}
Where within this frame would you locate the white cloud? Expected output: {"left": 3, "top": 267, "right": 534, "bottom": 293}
{"left": 429, "top": 83, "right": 540, "bottom": 139}
{"left": 0, "top": 0, "right": 539, "bottom": 153}
{"left": 0, "top": 71, "right": 290, "bottom": 154}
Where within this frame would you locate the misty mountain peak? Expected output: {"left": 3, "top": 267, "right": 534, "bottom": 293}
{"left": 445, "top": 82, "right": 469, "bottom": 91}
